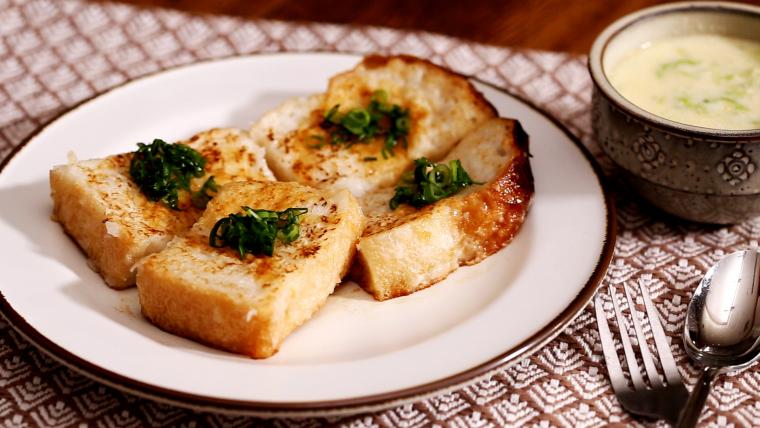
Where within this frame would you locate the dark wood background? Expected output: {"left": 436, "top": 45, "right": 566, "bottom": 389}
{"left": 103, "top": 0, "right": 760, "bottom": 53}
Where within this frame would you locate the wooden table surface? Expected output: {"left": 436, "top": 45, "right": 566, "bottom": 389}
{"left": 105, "top": 0, "right": 760, "bottom": 53}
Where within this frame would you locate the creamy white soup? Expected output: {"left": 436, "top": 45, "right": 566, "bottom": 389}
{"left": 608, "top": 34, "right": 760, "bottom": 130}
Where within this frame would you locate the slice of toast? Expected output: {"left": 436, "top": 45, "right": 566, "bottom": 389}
{"left": 251, "top": 55, "right": 496, "bottom": 197}
{"left": 136, "top": 181, "right": 365, "bottom": 358}
{"left": 351, "top": 118, "right": 534, "bottom": 301}
{"left": 50, "top": 128, "right": 275, "bottom": 289}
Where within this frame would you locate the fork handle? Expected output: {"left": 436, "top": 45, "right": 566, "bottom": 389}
{"left": 675, "top": 366, "right": 719, "bottom": 428}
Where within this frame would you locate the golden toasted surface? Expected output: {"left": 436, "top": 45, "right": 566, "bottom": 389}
{"left": 252, "top": 55, "right": 496, "bottom": 197}
{"left": 351, "top": 118, "right": 534, "bottom": 300}
{"left": 49, "top": 128, "right": 274, "bottom": 289}
{"left": 327, "top": 55, "right": 497, "bottom": 160}
{"left": 178, "top": 181, "right": 347, "bottom": 284}
{"left": 190, "top": 127, "right": 276, "bottom": 185}
{"left": 136, "top": 181, "right": 365, "bottom": 358}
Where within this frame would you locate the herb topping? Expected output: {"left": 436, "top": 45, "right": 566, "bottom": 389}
{"left": 209, "top": 207, "right": 309, "bottom": 258}
{"left": 129, "top": 139, "right": 207, "bottom": 210}
{"left": 390, "top": 158, "right": 478, "bottom": 209}
{"left": 317, "top": 90, "right": 410, "bottom": 158}
{"left": 190, "top": 176, "right": 218, "bottom": 209}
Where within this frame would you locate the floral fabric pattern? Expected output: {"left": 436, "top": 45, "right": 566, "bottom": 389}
{"left": 1, "top": 1, "right": 760, "bottom": 427}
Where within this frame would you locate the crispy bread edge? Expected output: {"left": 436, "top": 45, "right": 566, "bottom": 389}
{"left": 138, "top": 262, "right": 278, "bottom": 358}
{"left": 137, "top": 187, "right": 366, "bottom": 359}
{"left": 50, "top": 167, "right": 137, "bottom": 289}
{"left": 351, "top": 119, "right": 534, "bottom": 301}
{"left": 359, "top": 54, "right": 498, "bottom": 118}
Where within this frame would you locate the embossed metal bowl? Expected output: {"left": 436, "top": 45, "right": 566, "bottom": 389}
{"left": 589, "top": 2, "right": 760, "bottom": 224}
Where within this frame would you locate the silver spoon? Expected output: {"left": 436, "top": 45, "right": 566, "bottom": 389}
{"left": 676, "top": 249, "right": 760, "bottom": 428}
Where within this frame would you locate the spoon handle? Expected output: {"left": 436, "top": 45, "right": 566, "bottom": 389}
{"left": 676, "top": 366, "right": 719, "bottom": 428}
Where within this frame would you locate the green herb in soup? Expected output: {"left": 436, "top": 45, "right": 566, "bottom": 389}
{"left": 655, "top": 58, "right": 701, "bottom": 79}
{"left": 609, "top": 34, "right": 760, "bottom": 130}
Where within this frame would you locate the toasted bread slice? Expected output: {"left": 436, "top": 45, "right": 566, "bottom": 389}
{"left": 50, "top": 128, "right": 274, "bottom": 289}
{"left": 251, "top": 55, "right": 496, "bottom": 197}
{"left": 351, "top": 118, "right": 534, "bottom": 301}
{"left": 136, "top": 181, "right": 365, "bottom": 358}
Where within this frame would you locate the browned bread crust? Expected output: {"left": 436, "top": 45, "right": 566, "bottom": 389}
{"left": 351, "top": 118, "right": 534, "bottom": 300}
{"left": 49, "top": 128, "right": 274, "bottom": 289}
{"left": 252, "top": 54, "right": 497, "bottom": 197}
{"left": 136, "top": 181, "right": 365, "bottom": 358}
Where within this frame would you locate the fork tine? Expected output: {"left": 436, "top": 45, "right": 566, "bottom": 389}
{"left": 594, "top": 294, "right": 630, "bottom": 394}
{"left": 623, "top": 283, "right": 661, "bottom": 387}
{"left": 608, "top": 284, "right": 646, "bottom": 391}
{"left": 638, "top": 279, "right": 683, "bottom": 386}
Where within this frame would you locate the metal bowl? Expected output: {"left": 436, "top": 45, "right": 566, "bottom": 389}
{"left": 589, "top": 2, "right": 760, "bottom": 224}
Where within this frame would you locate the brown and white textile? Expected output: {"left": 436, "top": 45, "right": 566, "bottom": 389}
{"left": 1, "top": 0, "right": 759, "bottom": 426}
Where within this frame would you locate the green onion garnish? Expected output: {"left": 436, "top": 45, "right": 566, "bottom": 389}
{"left": 389, "top": 158, "right": 478, "bottom": 209}
{"left": 317, "top": 90, "right": 410, "bottom": 158}
{"left": 129, "top": 139, "right": 207, "bottom": 210}
{"left": 190, "top": 176, "right": 218, "bottom": 209}
{"left": 209, "top": 207, "right": 309, "bottom": 258}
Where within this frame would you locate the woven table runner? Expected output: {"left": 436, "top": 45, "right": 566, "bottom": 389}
{"left": 2, "top": 0, "right": 759, "bottom": 426}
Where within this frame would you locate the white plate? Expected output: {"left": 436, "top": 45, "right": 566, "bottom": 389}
{"left": 0, "top": 53, "right": 614, "bottom": 416}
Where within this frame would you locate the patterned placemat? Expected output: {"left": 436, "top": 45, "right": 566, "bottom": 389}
{"left": 2, "top": 0, "right": 759, "bottom": 426}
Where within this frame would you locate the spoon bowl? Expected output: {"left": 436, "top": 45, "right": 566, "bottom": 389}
{"left": 684, "top": 250, "right": 760, "bottom": 365}
{"left": 677, "top": 249, "right": 760, "bottom": 427}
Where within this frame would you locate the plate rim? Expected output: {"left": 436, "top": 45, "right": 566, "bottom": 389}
{"left": 0, "top": 51, "right": 616, "bottom": 416}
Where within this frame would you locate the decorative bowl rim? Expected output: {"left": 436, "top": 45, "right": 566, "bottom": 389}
{"left": 589, "top": 1, "right": 760, "bottom": 140}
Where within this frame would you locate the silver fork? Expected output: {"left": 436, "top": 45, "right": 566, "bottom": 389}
{"left": 595, "top": 279, "right": 689, "bottom": 425}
